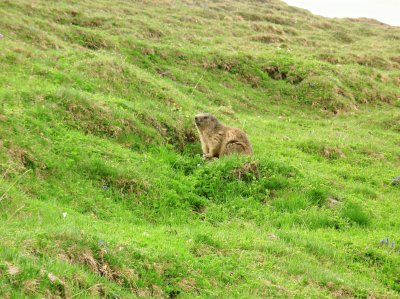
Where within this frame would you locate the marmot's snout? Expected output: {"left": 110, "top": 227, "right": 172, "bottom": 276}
{"left": 194, "top": 113, "right": 211, "bottom": 127}
{"left": 194, "top": 115, "right": 200, "bottom": 126}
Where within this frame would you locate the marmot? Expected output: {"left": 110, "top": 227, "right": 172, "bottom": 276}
{"left": 194, "top": 113, "right": 253, "bottom": 160}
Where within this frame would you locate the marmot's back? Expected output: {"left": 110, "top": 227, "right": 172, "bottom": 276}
{"left": 222, "top": 127, "right": 253, "bottom": 156}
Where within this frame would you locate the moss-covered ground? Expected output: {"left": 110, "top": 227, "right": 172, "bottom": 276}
{"left": 0, "top": 0, "right": 399, "bottom": 297}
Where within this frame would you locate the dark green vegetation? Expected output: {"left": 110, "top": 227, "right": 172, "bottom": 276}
{"left": 1, "top": 0, "right": 399, "bottom": 297}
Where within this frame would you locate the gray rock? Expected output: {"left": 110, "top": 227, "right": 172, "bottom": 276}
{"left": 391, "top": 176, "right": 400, "bottom": 185}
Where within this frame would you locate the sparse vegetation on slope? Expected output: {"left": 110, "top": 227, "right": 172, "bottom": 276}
{"left": 0, "top": 0, "right": 399, "bottom": 298}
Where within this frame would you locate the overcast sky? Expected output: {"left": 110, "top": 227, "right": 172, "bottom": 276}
{"left": 283, "top": 0, "right": 400, "bottom": 26}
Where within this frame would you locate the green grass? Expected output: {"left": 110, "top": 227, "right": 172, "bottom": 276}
{"left": 0, "top": 0, "right": 400, "bottom": 298}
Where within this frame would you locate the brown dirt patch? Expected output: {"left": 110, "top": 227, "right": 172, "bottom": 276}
{"left": 233, "top": 161, "right": 259, "bottom": 181}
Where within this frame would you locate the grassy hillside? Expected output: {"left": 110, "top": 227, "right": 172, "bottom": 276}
{"left": 0, "top": 0, "right": 399, "bottom": 298}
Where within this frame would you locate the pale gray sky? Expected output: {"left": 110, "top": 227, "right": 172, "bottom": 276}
{"left": 283, "top": 0, "right": 400, "bottom": 26}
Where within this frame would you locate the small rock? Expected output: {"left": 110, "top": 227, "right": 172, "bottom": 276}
{"left": 327, "top": 197, "right": 340, "bottom": 208}
{"left": 391, "top": 176, "right": 400, "bottom": 185}
{"left": 6, "top": 263, "right": 20, "bottom": 275}
{"left": 48, "top": 272, "right": 62, "bottom": 284}
{"left": 268, "top": 233, "right": 278, "bottom": 241}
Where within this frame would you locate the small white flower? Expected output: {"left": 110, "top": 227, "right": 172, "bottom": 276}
{"left": 62, "top": 212, "right": 67, "bottom": 218}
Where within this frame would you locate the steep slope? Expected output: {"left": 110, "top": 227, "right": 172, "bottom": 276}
{"left": 0, "top": 0, "right": 399, "bottom": 298}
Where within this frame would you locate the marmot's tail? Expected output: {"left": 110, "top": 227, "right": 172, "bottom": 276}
{"left": 224, "top": 141, "right": 253, "bottom": 156}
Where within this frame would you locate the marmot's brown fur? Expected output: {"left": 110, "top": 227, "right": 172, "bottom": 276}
{"left": 194, "top": 113, "right": 253, "bottom": 160}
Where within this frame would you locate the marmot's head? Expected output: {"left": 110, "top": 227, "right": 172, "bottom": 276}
{"left": 194, "top": 113, "right": 219, "bottom": 130}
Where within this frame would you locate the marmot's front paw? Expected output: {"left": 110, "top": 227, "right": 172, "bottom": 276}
{"left": 202, "top": 153, "right": 212, "bottom": 160}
